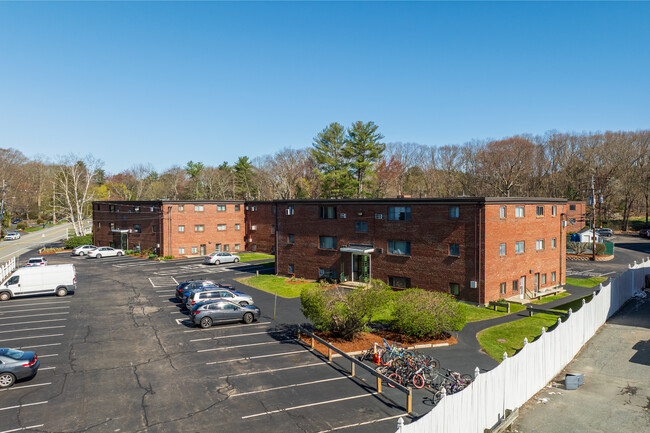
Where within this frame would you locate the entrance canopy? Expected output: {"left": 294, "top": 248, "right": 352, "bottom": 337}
{"left": 111, "top": 229, "right": 130, "bottom": 233}
{"left": 340, "top": 244, "right": 375, "bottom": 254}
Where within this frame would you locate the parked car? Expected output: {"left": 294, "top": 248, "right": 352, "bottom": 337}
{"left": 87, "top": 247, "right": 124, "bottom": 258}
{"left": 596, "top": 228, "right": 614, "bottom": 237}
{"left": 640, "top": 228, "right": 650, "bottom": 238}
{"left": 175, "top": 280, "right": 217, "bottom": 301}
{"left": 25, "top": 257, "right": 47, "bottom": 267}
{"left": 204, "top": 252, "right": 240, "bottom": 265}
{"left": 190, "top": 300, "right": 261, "bottom": 329}
{"left": 185, "top": 288, "right": 254, "bottom": 309}
{"left": 0, "top": 348, "right": 39, "bottom": 388}
{"left": 3, "top": 232, "right": 20, "bottom": 241}
{"left": 10, "top": 218, "right": 22, "bottom": 224}
{"left": 72, "top": 245, "right": 97, "bottom": 256}
{"left": 1, "top": 264, "right": 76, "bottom": 301}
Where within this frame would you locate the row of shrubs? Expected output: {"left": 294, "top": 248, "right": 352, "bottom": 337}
{"left": 300, "top": 279, "right": 466, "bottom": 340}
{"left": 65, "top": 236, "right": 173, "bottom": 260}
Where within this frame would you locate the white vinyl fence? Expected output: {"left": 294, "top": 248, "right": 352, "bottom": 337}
{"left": 397, "top": 258, "right": 650, "bottom": 433}
{"left": 0, "top": 257, "right": 16, "bottom": 283}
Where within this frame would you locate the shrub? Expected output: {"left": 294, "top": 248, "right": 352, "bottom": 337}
{"left": 16, "top": 221, "right": 28, "bottom": 230}
{"left": 148, "top": 253, "right": 158, "bottom": 259}
{"left": 392, "top": 290, "right": 466, "bottom": 339}
{"left": 300, "top": 283, "right": 390, "bottom": 340}
{"left": 65, "top": 234, "right": 94, "bottom": 249}
{"left": 595, "top": 242, "right": 607, "bottom": 255}
{"left": 124, "top": 250, "right": 136, "bottom": 255}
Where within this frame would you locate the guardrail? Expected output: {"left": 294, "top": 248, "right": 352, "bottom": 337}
{"left": 297, "top": 325, "right": 413, "bottom": 413}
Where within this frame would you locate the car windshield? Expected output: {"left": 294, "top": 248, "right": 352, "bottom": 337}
{"left": 28, "top": 259, "right": 41, "bottom": 263}
{"left": 0, "top": 348, "right": 25, "bottom": 360}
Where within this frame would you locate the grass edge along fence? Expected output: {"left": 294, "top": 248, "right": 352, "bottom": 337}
{"left": 395, "top": 258, "right": 650, "bottom": 433}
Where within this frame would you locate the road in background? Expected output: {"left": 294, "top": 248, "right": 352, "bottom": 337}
{"left": 0, "top": 223, "right": 75, "bottom": 263}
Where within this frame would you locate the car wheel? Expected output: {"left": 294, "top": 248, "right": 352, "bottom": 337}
{"left": 243, "top": 312, "right": 254, "bottom": 324}
{"left": 234, "top": 258, "right": 240, "bottom": 263}
{"left": 200, "top": 317, "right": 213, "bottom": 329}
{"left": 215, "top": 260, "right": 220, "bottom": 265}
{"left": 0, "top": 291, "right": 10, "bottom": 301}
{"left": 96, "top": 254, "right": 102, "bottom": 259}
{"left": 56, "top": 287, "right": 68, "bottom": 297}
{"left": 239, "top": 301, "right": 249, "bottom": 306}
{"left": 0, "top": 372, "right": 16, "bottom": 388}
{"left": 117, "top": 252, "right": 123, "bottom": 256}
{"left": 79, "top": 252, "right": 85, "bottom": 256}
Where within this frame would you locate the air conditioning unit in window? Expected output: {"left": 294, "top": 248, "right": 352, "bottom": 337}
{"left": 251, "top": 225, "right": 257, "bottom": 231}
{"left": 285, "top": 208, "right": 294, "bottom": 215}
{"left": 470, "top": 281, "right": 477, "bottom": 288}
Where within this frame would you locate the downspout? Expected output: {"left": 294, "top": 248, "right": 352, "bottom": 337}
{"left": 274, "top": 202, "right": 278, "bottom": 276}
{"left": 477, "top": 204, "right": 483, "bottom": 305}
{"left": 167, "top": 206, "right": 172, "bottom": 257}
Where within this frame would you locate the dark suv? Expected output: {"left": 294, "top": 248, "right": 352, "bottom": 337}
{"left": 640, "top": 228, "right": 650, "bottom": 238}
{"left": 174, "top": 280, "right": 216, "bottom": 301}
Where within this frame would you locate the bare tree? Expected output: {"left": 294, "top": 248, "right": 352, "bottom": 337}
{"left": 56, "top": 155, "right": 103, "bottom": 236}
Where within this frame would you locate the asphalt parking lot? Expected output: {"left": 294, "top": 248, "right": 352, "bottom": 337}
{"left": 0, "top": 252, "right": 414, "bottom": 433}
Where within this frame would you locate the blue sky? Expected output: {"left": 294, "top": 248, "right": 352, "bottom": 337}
{"left": 1, "top": 2, "right": 649, "bottom": 174}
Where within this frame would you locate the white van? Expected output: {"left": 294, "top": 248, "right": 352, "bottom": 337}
{"left": 0, "top": 264, "right": 76, "bottom": 301}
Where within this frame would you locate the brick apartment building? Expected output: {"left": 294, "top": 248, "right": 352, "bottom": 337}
{"left": 92, "top": 197, "right": 567, "bottom": 304}
{"left": 566, "top": 201, "right": 587, "bottom": 228}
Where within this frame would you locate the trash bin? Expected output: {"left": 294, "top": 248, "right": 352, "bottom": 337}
{"left": 565, "top": 373, "right": 584, "bottom": 390}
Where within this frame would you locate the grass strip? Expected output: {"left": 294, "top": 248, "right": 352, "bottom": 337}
{"left": 238, "top": 253, "right": 275, "bottom": 262}
{"left": 235, "top": 274, "right": 319, "bottom": 298}
{"left": 566, "top": 276, "right": 608, "bottom": 288}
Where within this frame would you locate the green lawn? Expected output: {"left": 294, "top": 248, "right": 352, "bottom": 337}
{"left": 551, "top": 295, "right": 594, "bottom": 313}
{"left": 477, "top": 313, "right": 562, "bottom": 360}
{"left": 235, "top": 275, "right": 319, "bottom": 298}
{"left": 566, "top": 276, "right": 608, "bottom": 288}
{"left": 238, "top": 253, "right": 275, "bottom": 262}
{"left": 459, "top": 302, "right": 527, "bottom": 322}
{"left": 530, "top": 292, "right": 571, "bottom": 305}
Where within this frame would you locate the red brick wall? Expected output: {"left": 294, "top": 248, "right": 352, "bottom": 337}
{"left": 92, "top": 201, "right": 162, "bottom": 251}
{"left": 161, "top": 202, "right": 246, "bottom": 257}
{"left": 483, "top": 203, "right": 567, "bottom": 303}
{"left": 245, "top": 202, "right": 276, "bottom": 253}
{"left": 566, "top": 201, "right": 587, "bottom": 229}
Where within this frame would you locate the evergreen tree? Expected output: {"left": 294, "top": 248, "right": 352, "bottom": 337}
{"left": 234, "top": 156, "right": 256, "bottom": 199}
{"left": 343, "top": 121, "right": 385, "bottom": 197}
{"left": 311, "top": 122, "right": 353, "bottom": 198}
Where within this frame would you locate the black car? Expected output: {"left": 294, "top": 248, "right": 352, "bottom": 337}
{"left": 11, "top": 218, "right": 22, "bottom": 224}
{"left": 174, "top": 280, "right": 216, "bottom": 300}
{"left": 0, "top": 348, "right": 40, "bottom": 388}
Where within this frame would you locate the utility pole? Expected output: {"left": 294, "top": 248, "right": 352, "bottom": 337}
{"left": 591, "top": 176, "right": 596, "bottom": 261}
{"left": 52, "top": 182, "right": 57, "bottom": 224}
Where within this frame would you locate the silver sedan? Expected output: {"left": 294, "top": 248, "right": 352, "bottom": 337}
{"left": 87, "top": 247, "right": 125, "bottom": 258}
{"left": 204, "top": 252, "right": 240, "bottom": 265}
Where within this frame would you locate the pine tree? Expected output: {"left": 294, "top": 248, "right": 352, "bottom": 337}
{"left": 343, "top": 121, "right": 385, "bottom": 197}
{"left": 311, "top": 122, "right": 354, "bottom": 198}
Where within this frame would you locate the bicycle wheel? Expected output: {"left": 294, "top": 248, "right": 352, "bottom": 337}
{"left": 387, "top": 373, "right": 402, "bottom": 388}
{"left": 412, "top": 374, "right": 425, "bottom": 389}
{"left": 460, "top": 374, "right": 473, "bottom": 385}
{"left": 428, "top": 357, "right": 441, "bottom": 370}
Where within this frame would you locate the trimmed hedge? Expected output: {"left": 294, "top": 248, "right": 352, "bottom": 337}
{"left": 392, "top": 290, "right": 466, "bottom": 339}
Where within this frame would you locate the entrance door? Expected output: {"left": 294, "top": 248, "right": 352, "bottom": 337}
{"left": 534, "top": 273, "right": 540, "bottom": 293}
{"left": 352, "top": 254, "right": 370, "bottom": 282}
{"left": 200, "top": 244, "right": 206, "bottom": 255}
{"left": 519, "top": 276, "right": 526, "bottom": 294}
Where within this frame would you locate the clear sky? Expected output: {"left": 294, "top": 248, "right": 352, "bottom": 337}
{"left": 1, "top": 1, "right": 649, "bottom": 174}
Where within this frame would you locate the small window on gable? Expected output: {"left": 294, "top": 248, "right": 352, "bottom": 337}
{"left": 449, "top": 283, "right": 460, "bottom": 296}
{"left": 178, "top": 205, "right": 184, "bottom": 212}
{"left": 217, "top": 205, "right": 226, "bottom": 212}
{"left": 388, "top": 206, "right": 411, "bottom": 221}
{"left": 194, "top": 205, "right": 204, "bottom": 212}
{"left": 500, "top": 206, "right": 506, "bottom": 218}
{"left": 449, "top": 206, "right": 459, "bottom": 219}
{"left": 515, "top": 206, "right": 525, "bottom": 218}
{"left": 536, "top": 206, "right": 544, "bottom": 217}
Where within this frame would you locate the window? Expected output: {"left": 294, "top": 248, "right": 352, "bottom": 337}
{"left": 375, "top": 213, "right": 383, "bottom": 219}
{"left": 153, "top": 225, "right": 157, "bottom": 233}
{"left": 288, "top": 234, "right": 294, "bottom": 243}
{"left": 388, "top": 240, "right": 411, "bottom": 256}
{"left": 235, "top": 204, "right": 241, "bottom": 212}
{"left": 340, "top": 213, "right": 346, "bottom": 219}
{"left": 271, "top": 225, "right": 276, "bottom": 234}
{"left": 552, "top": 205, "right": 557, "bottom": 216}
{"left": 519, "top": 276, "right": 526, "bottom": 292}
{"left": 133, "top": 224, "right": 141, "bottom": 233}
{"left": 286, "top": 206, "right": 294, "bottom": 215}
{"left": 288, "top": 264, "right": 295, "bottom": 274}
{"left": 217, "top": 205, "right": 226, "bottom": 212}
{"left": 251, "top": 205, "right": 257, "bottom": 211}
{"left": 191, "top": 247, "right": 198, "bottom": 254}
{"left": 319, "top": 206, "right": 336, "bottom": 219}
{"left": 449, "top": 283, "right": 459, "bottom": 296}
{"left": 515, "top": 206, "right": 525, "bottom": 217}
{"left": 252, "top": 244, "right": 257, "bottom": 251}
{"left": 536, "top": 239, "right": 545, "bottom": 250}
{"left": 150, "top": 206, "right": 155, "bottom": 212}
{"left": 389, "top": 276, "right": 411, "bottom": 289}
{"left": 355, "top": 221, "right": 368, "bottom": 232}
{"left": 178, "top": 205, "right": 184, "bottom": 212}
{"left": 500, "top": 243, "right": 506, "bottom": 256}
{"left": 234, "top": 244, "right": 240, "bottom": 250}
{"left": 541, "top": 274, "right": 547, "bottom": 285}
{"left": 551, "top": 271, "right": 556, "bottom": 282}
{"left": 500, "top": 206, "right": 506, "bottom": 218}
{"left": 134, "top": 206, "right": 140, "bottom": 213}
{"left": 515, "top": 241, "right": 525, "bottom": 253}
{"left": 552, "top": 237, "right": 557, "bottom": 248}
{"left": 215, "top": 244, "right": 221, "bottom": 252}
{"left": 389, "top": 206, "right": 411, "bottom": 221}
{"left": 224, "top": 244, "right": 230, "bottom": 252}
{"left": 569, "top": 218, "right": 576, "bottom": 225}
{"left": 194, "top": 225, "right": 205, "bottom": 232}
{"left": 217, "top": 224, "right": 226, "bottom": 231}
{"left": 110, "top": 222, "right": 115, "bottom": 230}
{"left": 536, "top": 206, "right": 544, "bottom": 217}
{"left": 319, "top": 268, "right": 337, "bottom": 279}
{"left": 449, "top": 243, "right": 460, "bottom": 257}
{"left": 179, "top": 248, "right": 185, "bottom": 255}
{"left": 251, "top": 225, "right": 257, "bottom": 231}
{"left": 109, "top": 205, "right": 116, "bottom": 213}
{"left": 449, "top": 206, "right": 459, "bottom": 219}
{"left": 235, "top": 224, "right": 241, "bottom": 231}
{"left": 500, "top": 282, "right": 506, "bottom": 295}
{"left": 512, "top": 280, "right": 519, "bottom": 293}
{"left": 319, "top": 236, "right": 337, "bottom": 250}
{"left": 570, "top": 204, "right": 576, "bottom": 211}
{"left": 194, "top": 205, "right": 204, "bottom": 212}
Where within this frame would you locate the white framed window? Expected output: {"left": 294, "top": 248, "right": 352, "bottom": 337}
{"left": 217, "top": 205, "right": 226, "bottom": 212}
{"left": 194, "top": 205, "right": 204, "bottom": 212}
{"left": 375, "top": 213, "right": 383, "bottom": 219}
{"left": 224, "top": 244, "right": 230, "bottom": 252}
{"left": 178, "top": 247, "right": 185, "bottom": 255}
{"left": 191, "top": 246, "right": 198, "bottom": 254}
{"left": 515, "top": 241, "right": 525, "bottom": 253}
{"left": 449, "top": 206, "right": 459, "bottom": 219}
{"left": 552, "top": 205, "right": 557, "bottom": 216}
{"left": 194, "top": 225, "right": 204, "bottom": 232}
{"left": 178, "top": 205, "right": 184, "bottom": 212}
{"left": 515, "top": 206, "right": 525, "bottom": 218}
{"left": 217, "top": 224, "right": 226, "bottom": 231}
{"left": 551, "top": 271, "right": 556, "bottom": 282}
{"left": 536, "top": 239, "right": 545, "bottom": 250}
{"left": 234, "top": 244, "right": 241, "bottom": 250}
{"left": 541, "top": 274, "right": 547, "bottom": 285}
{"left": 178, "top": 225, "right": 185, "bottom": 233}
{"left": 500, "top": 206, "right": 506, "bottom": 218}
{"left": 500, "top": 282, "right": 506, "bottom": 295}
{"left": 449, "top": 243, "right": 460, "bottom": 257}
{"left": 552, "top": 237, "right": 557, "bottom": 248}
{"left": 235, "top": 204, "right": 241, "bottom": 212}
{"left": 536, "top": 206, "right": 544, "bottom": 217}
{"left": 319, "top": 236, "right": 337, "bottom": 250}
{"left": 235, "top": 224, "right": 241, "bottom": 231}
{"left": 500, "top": 243, "right": 506, "bottom": 256}
{"left": 388, "top": 240, "right": 411, "bottom": 256}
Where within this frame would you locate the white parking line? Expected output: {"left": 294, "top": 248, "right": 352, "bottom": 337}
{"left": 40, "top": 367, "right": 56, "bottom": 371}
{"left": 317, "top": 414, "right": 408, "bottom": 432}
{"left": 18, "top": 343, "right": 61, "bottom": 350}
{"left": 218, "top": 362, "right": 327, "bottom": 379}
{"left": 0, "top": 402, "right": 48, "bottom": 412}
{"left": 241, "top": 392, "right": 379, "bottom": 419}
{"left": 0, "top": 300, "right": 70, "bottom": 309}
{"left": 183, "top": 321, "right": 272, "bottom": 333}
{"left": 0, "top": 325, "right": 65, "bottom": 334}
{"left": 0, "top": 383, "right": 51, "bottom": 392}
{"left": 38, "top": 354, "right": 58, "bottom": 358}
{"left": 197, "top": 339, "right": 296, "bottom": 353}
{"left": 156, "top": 290, "right": 174, "bottom": 293}
{"left": 0, "top": 319, "right": 67, "bottom": 327}
{"left": 0, "top": 312, "right": 69, "bottom": 321}
{"left": 206, "top": 350, "right": 309, "bottom": 365}
{"left": 0, "top": 334, "right": 64, "bottom": 343}
{"left": 231, "top": 376, "right": 348, "bottom": 397}
{"left": 0, "top": 424, "right": 45, "bottom": 432}
{"left": 190, "top": 330, "right": 289, "bottom": 342}
{"left": 0, "top": 306, "right": 69, "bottom": 314}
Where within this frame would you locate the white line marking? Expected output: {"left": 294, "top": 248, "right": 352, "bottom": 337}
{"left": 232, "top": 376, "right": 347, "bottom": 397}
{"left": 156, "top": 290, "right": 174, "bottom": 293}
{"left": 190, "top": 330, "right": 287, "bottom": 342}
{"left": 0, "top": 383, "right": 52, "bottom": 392}
{"left": 0, "top": 319, "right": 67, "bottom": 327}
{"left": 18, "top": 343, "right": 62, "bottom": 349}
{"left": 175, "top": 319, "right": 187, "bottom": 325}
{"left": 0, "top": 306, "right": 69, "bottom": 314}
{"left": 316, "top": 414, "right": 408, "bottom": 432}
{"left": 0, "top": 401, "right": 47, "bottom": 411}
{"left": 38, "top": 354, "right": 58, "bottom": 358}
{"left": 39, "top": 367, "right": 56, "bottom": 371}
{"left": 0, "top": 300, "right": 70, "bottom": 309}
{"left": 0, "top": 333, "right": 64, "bottom": 343}
{"left": 0, "top": 424, "right": 45, "bottom": 433}
{"left": 197, "top": 339, "right": 295, "bottom": 353}
{"left": 206, "top": 350, "right": 309, "bottom": 365}
{"left": 158, "top": 294, "right": 173, "bottom": 297}
{"left": 172, "top": 277, "right": 179, "bottom": 285}
{"left": 183, "top": 321, "right": 272, "bottom": 333}
{"left": 218, "top": 362, "right": 326, "bottom": 379}
{"left": 148, "top": 277, "right": 157, "bottom": 288}
{"left": 242, "top": 392, "right": 378, "bottom": 419}
{"left": 0, "top": 312, "right": 69, "bottom": 321}
{"left": 0, "top": 325, "right": 66, "bottom": 334}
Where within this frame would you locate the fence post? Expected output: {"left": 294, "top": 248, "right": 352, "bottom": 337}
{"left": 406, "top": 388, "right": 412, "bottom": 413}
{"left": 523, "top": 337, "right": 528, "bottom": 346}
{"left": 376, "top": 376, "right": 382, "bottom": 394}
{"left": 397, "top": 417, "right": 404, "bottom": 433}
{"left": 503, "top": 352, "right": 508, "bottom": 362}
{"left": 310, "top": 337, "right": 314, "bottom": 349}
{"left": 328, "top": 347, "right": 332, "bottom": 361}
{"left": 440, "top": 386, "right": 446, "bottom": 399}
{"left": 350, "top": 361, "right": 355, "bottom": 377}
{"left": 474, "top": 366, "right": 480, "bottom": 379}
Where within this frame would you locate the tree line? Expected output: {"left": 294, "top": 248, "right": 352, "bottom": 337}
{"left": 1, "top": 125, "right": 649, "bottom": 235}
